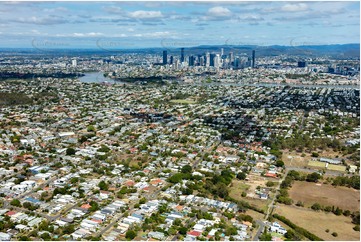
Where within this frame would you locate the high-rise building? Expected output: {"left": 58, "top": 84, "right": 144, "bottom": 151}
{"left": 252, "top": 50, "right": 255, "bottom": 68}
{"left": 229, "top": 52, "right": 234, "bottom": 67}
{"left": 221, "top": 48, "right": 224, "bottom": 56}
{"left": 298, "top": 61, "right": 307, "bottom": 68}
{"left": 72, "top": 59, "right": 77, "bottom": 67}
{"left": 170, "top": 56, "right": 174, "bottom": 65}
{"left": 214, "top": 54, "right": 220, "bottom": 68}
{"left": 163, "top": 50, "right": 167, "bottom": 65}
{"left": 206, "top": 52, "right": 210, "bottom": 67}
{"left": 180, "top": 48, "right": 185, "bottom": 62}
{"left": 189, "top": 56, "right": 195, "bottom": 66}
{"left": 210, "top": 54, "right": 216, "bottom": 67}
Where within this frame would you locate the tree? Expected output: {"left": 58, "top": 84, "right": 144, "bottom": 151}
{"left": 266, "top": 181, "right": 275, "bottom": 187}
{"left": 10, "top": 199, "right": 21, "bottom": 207}
{"left": 125, "top": 230, "right": 137, "bottom": 240}
{"left": 331, "top": 232, "right": 338, "bottom": 237}
{"left": 275, "top": 160, "right": 285, "bottom": 167}
{"left": 98, "top": 180, "right": 108, "bottom": 191}
{"left": 40, "top": 232, "right": 51, "bottom": 240}
{"left": 259, "top": 232, "right": 272, "bottom": 241}
{"left": 22, "top": 201, "right": 32, "bottom": 209}
{"left": 306, "top": 172, "right": 321, "bottom": 182}
{"left": 179, "top": 227, "right": 188, "bottom": 235}
{"left": 181, "top": 165, "right": 192, "bottom": 174}
{"left": 311, "top": 203, "right": 321, "bottom": 211}
{"left": 237, "top": 172, "right": 247, "bottom": 180}
{"left": 66, "top": 147, "right": 76, "bottom": 156}
{"left": 87, "top": 125, "right": 96, "bottom": 132}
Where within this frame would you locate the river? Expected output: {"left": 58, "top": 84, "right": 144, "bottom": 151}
{"left": 79, "top": 72, "right": 115, "bottom": 83}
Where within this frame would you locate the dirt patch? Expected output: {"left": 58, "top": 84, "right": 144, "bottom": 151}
{"left": 274, "top": 204, "right": 360, "bottom": 241}
{"left": 289, "top": 181, "right": 360, "bottom": 211}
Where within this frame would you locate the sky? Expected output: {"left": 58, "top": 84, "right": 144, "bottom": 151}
{"left": 0, "top": 1, "right": 359, "bottom": 49}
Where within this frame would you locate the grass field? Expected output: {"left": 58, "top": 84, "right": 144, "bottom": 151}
{"left": 308, "top": 160, "right": 326, "bottom": 168}
{"left": 274, "top": 204, "right": 360, "bottom": 241}
{"left": 229, "top": 179, "right": 251, "bottom": 200}
{"left": 327, "top": 164, "right": 347, "bottom": 172}
{"left": 170, "top": 99, "right": 196, "bottom": 104}
{"left": 289, "top": 181, "right": 360, "bottom": 211}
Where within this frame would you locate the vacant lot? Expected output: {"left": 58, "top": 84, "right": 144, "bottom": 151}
{"left": 275, "top": 205, "right": 360, "bottom": 241}
{"left": 289, "top": 181, "right": 360, "bottom": 211}
{"left": 283, "top": 149, "right": 346, "bottom": 168}
{"left": 229, "top": 179, "right": 250, "bottom": 200}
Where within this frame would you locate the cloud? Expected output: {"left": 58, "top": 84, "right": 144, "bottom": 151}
{"left": 281, "top": 3, "right": 308, "bottom": 12}
{"left": 56, "top": 32, "right": 104, "bottom": 37}
{"left": 207, "top": 6, "right": 232, "bottom": 17}
{"left": 13, "top": 15, "right": 69, "bottom": 25}
{"left": 128, "top": 10, "right": 163, "bottom": 19}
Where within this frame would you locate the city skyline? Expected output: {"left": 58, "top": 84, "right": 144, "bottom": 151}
{"left": 0, "top": 1, "right": 359, "bottom": 49}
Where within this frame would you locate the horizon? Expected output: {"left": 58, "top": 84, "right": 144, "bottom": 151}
{"left": 0, "top": 1, "right": 359, "bottom": 50}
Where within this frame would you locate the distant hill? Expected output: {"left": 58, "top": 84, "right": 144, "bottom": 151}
{"left": 0, "top": 43, "right": 359, "bottom": 58}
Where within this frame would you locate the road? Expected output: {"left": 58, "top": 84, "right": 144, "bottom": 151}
{"left": 253, "top": 220, "right": 265, "bottom": 241}
{"left": 253, "top": 169, "right": 289, "bottom": 241}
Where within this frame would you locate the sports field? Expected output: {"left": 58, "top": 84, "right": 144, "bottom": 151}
{"left": 289, "top": 181, "right": 360, "bottom": 211}
{"left": 274, "top": 204, "right": 360, "bottom": 241}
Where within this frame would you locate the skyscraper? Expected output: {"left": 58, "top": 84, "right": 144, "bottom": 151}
{"left": 252, "top": 50, "right": 255, "bottom": 68}
{"left": 205, "top": 53, "right": 210, "bottom": 67}
{"left": 163, "top": 50, "right": 167, "bottom": 65}
{"left": 181, "top": 48, "right": 185, "bottom": 62}
{"left": 210, "top": 54, "right": 216, "bottom": 67}
{"left": 170, "top": 56, "right": 174, "bottom": 65}
{"left": 189, "top": 56, "right": 195, "bottom": 66}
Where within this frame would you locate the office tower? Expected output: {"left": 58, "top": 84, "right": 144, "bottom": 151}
{"left": 252, "top": 50, "right": 255, "bottom": 68}
{"left": 199, "top": 56, "right": 204, "bottom": 66}
{"left": 72, "top": 59, "right": 77, "bottom": 67}
{"left": 210, "top": 53, "right": 216, "bottom": 67}
{"left": 229, "top": 52, "right": 234, "bottom": 66}
{"left": 189, "top": 56, "right": 195, "bottom": 66}
{"left": 298, "top": 61, "right": 307, "bottom": 68}
{"left": 206, "top": 52, "right": 210, "bottom": 67}
{"left": 170, "top": 56, "right": 174, "bottom": 65}
{"left": 221, "top": 48, "right": 224, "bottom": 56}
{"left": 181, "top": 48, "right": 185, "bottom": 62}
{"left": 163, "top": 50, "right": 167, "bottom": 65}
{"left": 214, "top": 54, "right": 220, "bottom": 68}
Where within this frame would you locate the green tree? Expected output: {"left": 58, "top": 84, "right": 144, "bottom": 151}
{"left": 181, "top": 165, "right": 192, "bottom": 174}
{"left": 98, "top": 180, "right": 108, "bottom": 191}
{"left": 237, "top": 172, "right": 247, "bottom": 180}
{"left": 259, "top": 232, "right": 272, "bottom": 241}
{"left": 10, "top": 199, "right": 21, "bottom": 207}
{"left": 125, "top": 230, "right": 137, "bottom": 240}
{"left": 275, "top": 160, "right": 285, "bottom": 167}
{"left": 311, "top": 203, "right": 322, "bottom": 211}
{"left": 66, "top": 147, "right": 76, "bottom": 156}
{"left": 306, "top": 172, "right": 321, "bottom": 182}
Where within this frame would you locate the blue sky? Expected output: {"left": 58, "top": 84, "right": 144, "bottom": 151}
{"left": 0, "top": 1, "right": 359, "bottom": 49}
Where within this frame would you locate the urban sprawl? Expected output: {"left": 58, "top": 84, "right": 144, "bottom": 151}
{"left": 0, "top": 47, "right": 360, "bottom": 241}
